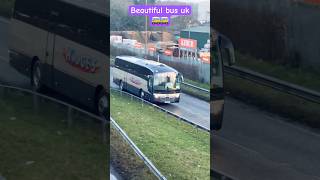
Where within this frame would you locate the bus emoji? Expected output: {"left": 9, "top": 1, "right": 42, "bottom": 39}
{"left": 160, "top": 17, "right": 169, "bottom": 24}
{"left": 152, "top": 17, "right": 161, "bottom": 24}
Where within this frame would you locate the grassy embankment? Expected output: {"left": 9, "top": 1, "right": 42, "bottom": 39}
{"left": 182, "top": 78, "right": 210, "bottom": 101}
{"left": 0, "top": 89, "right": 108, "bottom": 179}
{"left": 111, "top": 125, "right": 157, "bottom": 180}
{"left": 111, "top": 91, "right": 210, "bottom": 180}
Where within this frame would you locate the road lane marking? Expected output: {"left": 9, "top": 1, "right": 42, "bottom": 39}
{"left": 0, "top": 17, "right": 9, "bottom": 24}
{"left": 266, "top": 115, "right": 320, "bottom": 139}
{"left": 227, "top": 97, "right": 320, "bottom": 139}
{"left": 213, "top": 134, "right": 263, "bottom": 156}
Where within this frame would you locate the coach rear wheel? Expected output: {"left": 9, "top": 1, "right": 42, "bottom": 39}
{"left": 97, "top": 91, "right": 108, "bottom": 117}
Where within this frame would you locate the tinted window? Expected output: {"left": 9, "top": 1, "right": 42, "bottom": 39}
{"left": 115, "top": 58, "right": 126, "bottom": 69}
{"left": 50, "top": 1, "right": 107, "bottom": 54}
{"left": 14, "top": 0, "right": 107, "bottom": 54}
{"left": 115, "top": 58, "right": 152, "bottom": 80}
{"left": 14, "top": 0, "right": 51, "bottom": 29}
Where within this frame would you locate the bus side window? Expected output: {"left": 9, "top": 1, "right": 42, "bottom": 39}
{"left": 114, "top": 58, "right": 119, "bottom": 68}
{"left": 14, "top": 0, "right": 52, "bottom": 30}
{"left": 114, "top": 59, "right": 117, "bottom": 67}
{"left": 115, "top": 58, "right": 125, "bottom": 70}
{"left": 120, "top": 59, "right": 125, "bottom": 69}
{"left": 131, "top": 64, "right": 138, "bottom": 76}
{"left": 48, "top": 1, "right": 106, "bottom": 53}
{"left": 126, "top": 62, "right": 133, "bottom": 73}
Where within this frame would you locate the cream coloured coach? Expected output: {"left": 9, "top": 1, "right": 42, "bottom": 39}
{"left": 8, "top": 0, "right": 109, "bottom": 116}
{"left": 113, "top": 56, "right": 183, "bottom": 103}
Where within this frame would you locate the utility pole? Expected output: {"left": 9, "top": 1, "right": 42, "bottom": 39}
{"left": 145, "top": 0, "right": 148, "bottom": 56}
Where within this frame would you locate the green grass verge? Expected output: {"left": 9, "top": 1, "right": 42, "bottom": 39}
{"left": 225, "top": 74, "right": 320, "bottom": 128}
{"left": 184, "top": 79, "right": 210, "bottom": 90}
{"left": 236, "top": 52, "right": 320, "bottom": 92}
{"left": 111, "top": 126, "right": 157, "bottom": 180}
{"left": 0, "top": 89, "right": 108, "bottom": 180}
{"left": 0, "top": 0, "right": 14, "bottom": 18}
{"left": 182, "top": 79, "right": 210, "bottom": 101}
{"left": 111, "top": 91, "right": 210, "bottom": 180}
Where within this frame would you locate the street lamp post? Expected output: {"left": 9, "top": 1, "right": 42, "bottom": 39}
{"left": 145, "top": 0, "right": 148, "bottom": 56}
{"left": 188, "top": 21, "right": 191, "bottom": 60}
{"left": 188, "top": 21, "right": 191, "bottom": 38}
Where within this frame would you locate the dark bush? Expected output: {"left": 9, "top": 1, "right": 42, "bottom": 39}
{"left": 213, "top": 1, "right": 289, "bottom": 63}
{"left": 159, "top": 60, "right": 201, "bottom": 82}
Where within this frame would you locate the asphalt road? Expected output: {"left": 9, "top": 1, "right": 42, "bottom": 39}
{"left": 2, "top": 17, "right": 320, "bottom": 180}
{"left": 215, "top": 98, "right": 320, "bottom": 180}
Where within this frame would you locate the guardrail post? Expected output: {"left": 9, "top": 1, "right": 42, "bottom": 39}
{"left": 102, "top": 118, "right": 107, "bottom": 143}
{"left": 165, "top": 110, "right": 168, "bottom": 119}
{"left": 67, "top": 107, "right": 73, "bottom": 127}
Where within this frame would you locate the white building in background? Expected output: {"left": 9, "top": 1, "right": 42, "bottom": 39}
{"left": 197, "top": 0, "right": 210, "bottom": 23}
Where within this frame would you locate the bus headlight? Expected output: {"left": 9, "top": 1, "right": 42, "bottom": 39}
{"left": 154, "top": 93, "right": 179, "bottom": 99}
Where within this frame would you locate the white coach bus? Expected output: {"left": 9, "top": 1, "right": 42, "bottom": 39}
{"left": 8, "top": 0, "right": 109, "bottom": 116}
{"left": 113, "top": 56, "right": 184, "bottom": 103}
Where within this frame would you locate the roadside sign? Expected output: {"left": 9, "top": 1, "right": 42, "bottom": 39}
{"left": 110, "top": 35, "right": 122, "bottom": 44}
{"left": 201, "top": 56, "right": 210, "bottom": 63}
{"left": 149, "top": 47, "right": 156, "bottom": 52}
{"left": 135, "top": 42, "right": 143, "bottom": 48}
{"left": 178, "top": 38, "right": 197, "bottom": 49}
{"left": 123, "top": 39, "right": 137, "bottom": 47}
{"left": 199, "top": 52, "right": 210, "bottom": 63}
{"left": 164, "top": 49, "right": 173, "bottom": 56}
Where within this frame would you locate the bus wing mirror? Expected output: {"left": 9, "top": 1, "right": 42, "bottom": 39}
{"left": 177, "top": 74, "right": 184, "bottom": 83}
{"left": 227, "top": 47, "right": 235, "bottom": 66}
{"left": 219, "top": 34, "right": 236, "bottom": 66}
